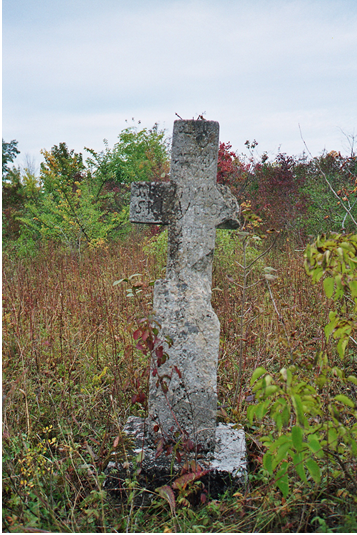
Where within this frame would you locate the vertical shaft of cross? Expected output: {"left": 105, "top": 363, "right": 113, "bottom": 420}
{"left": 166, "top": 120, "right": 220, "bottom": 290}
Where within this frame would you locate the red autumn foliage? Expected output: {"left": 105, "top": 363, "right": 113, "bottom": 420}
{"left": 245, "top": 153, "right": 308, "bottom": 232}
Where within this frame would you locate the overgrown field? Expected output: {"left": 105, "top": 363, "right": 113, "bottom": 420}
{"left": 2, "top": 229, "right": 357, "bottom": 533}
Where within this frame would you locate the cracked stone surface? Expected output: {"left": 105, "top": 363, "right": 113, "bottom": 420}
{"left": 129, "top": 120, "right": 240, "bottom": 451}
{"left": 109, "top": 120, "right": 247, "bottom": 499}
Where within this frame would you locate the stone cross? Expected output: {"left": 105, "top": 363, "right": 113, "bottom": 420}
{"left": 130, "top": 120, "right": 240, "bottom": 451}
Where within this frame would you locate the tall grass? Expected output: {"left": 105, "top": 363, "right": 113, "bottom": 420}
{"left": 2, "top": 231, "right": 356, "bottom": 532}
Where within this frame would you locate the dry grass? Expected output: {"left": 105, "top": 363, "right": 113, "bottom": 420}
{"left": 2, "top": 231, "right": 356, "bottom": 532}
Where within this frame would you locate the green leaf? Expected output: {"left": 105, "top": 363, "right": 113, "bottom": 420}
{"left": 252, "top": 378, "right": 264, "bottom": 394}
{"left": 113, "top": 278, "right": 128, "bottom": 286}
{"left": 275, "top": 462, "right": 289, "bottom": 498}
{"left": 349, "top": 280, "right": 357, "bottom": 298}
{"left": 327, "top": 427, "right": 338, "bottom": 448}
{"left": 270, "top": 435, "right": 290, "bottom": 451}
{"left": 250, "top": 367, "right": 267, "bottom": 385}
{"left": 316, "top": 373, "right": 327, "bottom": 388}
{"left": 307, "top": 436, "right": 322, "bottom": 457}
{"left": 347, "top": 375, "right": 357, "bottom": 386}
{"left": 334, "top": 394, "right": 355, "bottom": 408}
{"left": 337, "top": 338, "right": 349, "bottom": 358}
{"left": 255, "top": 402, "right": 266, "bottom": 420}
{"left": 264, "top": 385, "right": 279, "bottom": 398}
{"left": 263, "top": 453, "right": 273, "bottom": 475}
{"left": 334, "top": 323, "right": 352, "bottom": 340}
{"left": 247, "top": 405, "right": 256, "bottom": 425}
{"left": 281, "top": 404, "right": 290, "bottom": 426}
{"left": 324, "top": 316, "right": 337, "bottom": 341}
{"left": 291, "top": 426, "right": 303, "bottom": 452}
{"left": 306, "top": 458, "right": 321, "bottom": 484}
{"left": 291, "top": 394, "right": 307, "bottom": 427}
{"left": 331, "top": 366, "right": 343, "bottom": 379}
{"left": 263, "top": 375, "right": 273, "bottom": 387}
{"left": 280, "top": 367, "right": 287, "bottom": 381}
{"left": 323, "top": 277, "right": 334, "bottom": 298}
{"left": 273, "top": 440, "right": 292, "bottom": 468}
{"left": 350, "top": 438, "right": 357, "bottom": 457}
{"left": 293, "top": 452, "right": 307, "bottom": 483}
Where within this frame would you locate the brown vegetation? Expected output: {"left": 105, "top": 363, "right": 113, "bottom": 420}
{"left": 3, "top": 229, "right": 356, "bottom": 532}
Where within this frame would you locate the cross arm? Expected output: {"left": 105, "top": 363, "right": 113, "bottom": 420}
{"left": 130, "top": 182, "right": 176, "bottom": 225}
{"left": 215, "top": 184, "right": 241, "bottom": 229}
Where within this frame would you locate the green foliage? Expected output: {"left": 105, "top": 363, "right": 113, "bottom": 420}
{"left": 2, "top": 138, "right": 20, "bottom": 177}
{"left": 111, "top": 123, "right": 169, "bottom": 183}
{"left": 18, "top": 143, "right": 128, "bottom": 250}
{"left": 2, "top": 166, "right": 42, "bottom": 245}
{"left": 300, "top": 151, "right": 357, "bottom": 235}
{"left": 248, "top": 232, "right": 357, "bottom": 499}
{"left": 4, "top": 126, "right": 169, "bottom": 253}
{"left": 84, "top": 125, "right": 169, "bottom": 223}
{"left": 143, "top": 229, "right": 168, "bottom": 277}
{"left": 305, "top": 233, "right": 357, "bottom": 357}
{"left": 86, "top": 123, "right": 169, "bottom": 185}
{"left": 248, "top": 362, "right": 357, "bottom": 497}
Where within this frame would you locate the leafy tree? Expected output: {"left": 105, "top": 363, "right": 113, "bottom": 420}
{"left": 86, "top": 124, "right": 169, "bottom": 184}
{"left": 216, "top": 142, "right": 251, "bottom": 199}
{"left": 40, "top": 142, "right": 85, "bottom": 194}
{"left": 3, "top": 168, "right": 42, "bottom": 242}
{"left": 19, "top": 143, "right": 126, "bottom": 251}
{"left": 109, "top": 124, "right": 169, "bottom": 184}
{"left": 2, "top": 139, "right": 20, "bottom": 177}
{"left": 2, "top": 139, "right": 41, "bottom": 243}
{"left": 84, "top": 124, "right": 170, "bottom": 222}
{"left": 2, "top": 167, "right": 24, "bottom": 242}
{"left": 300, "top": 151, "right": 357, "bottom": 235}
{"left": 246, "top": 153, "right": 307, "bottom": 233}
{"left": 4, "top": 126, "right": 170, "bottom": 253}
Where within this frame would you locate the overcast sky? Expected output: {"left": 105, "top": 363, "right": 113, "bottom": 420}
{"left": 3, "top": 0, "right": 357, "bottom": 171}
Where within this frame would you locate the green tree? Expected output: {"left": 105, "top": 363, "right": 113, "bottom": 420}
{"left": 2, "top": 139, "right": 35, "bottom": 243}
{"left": 5, "top": 125, "right": 170, "bottom": 253}
{"left": 2, "top": 139, "right": 20, "bottom": 177}
{"left": 85, "top": 124, "right": 170, "bottom": 213}
{"left": 108, "top": 123, "right": 169, "bottom": 184}
{"left": 19, "top": 143, "right": 126, "bottom": 251}
{"left": 300, "top": 151, "right": 357, "bottom": 235}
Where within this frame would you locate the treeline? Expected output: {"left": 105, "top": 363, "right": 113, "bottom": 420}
{"left": 2, "top": 125, "right": 357, "bottom": 255}
{"left": 2, "top": 124, "right": 169, "bottom": 254}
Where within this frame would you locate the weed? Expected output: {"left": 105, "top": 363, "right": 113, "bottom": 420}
{"left": 3, "top": 231, "right": 357, "bottom": 532}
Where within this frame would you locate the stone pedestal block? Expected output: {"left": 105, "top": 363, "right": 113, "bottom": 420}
{"left": 105, "top": 416, "right": 247, "bottom": 503}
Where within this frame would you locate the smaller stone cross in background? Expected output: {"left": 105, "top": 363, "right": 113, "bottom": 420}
{"left": 130, "top": 119, "right": 240, "bottom": 451}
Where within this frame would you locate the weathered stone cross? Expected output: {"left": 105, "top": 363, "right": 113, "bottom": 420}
{"left": 130, "top": 120, "right": 240, "bottom": 451}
